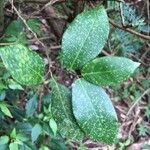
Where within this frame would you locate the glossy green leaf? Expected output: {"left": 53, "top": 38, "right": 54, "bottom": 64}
{"left": 60, "top": 5, "right": 109, "bottom": 70}
{"left": 0, "top": 145, "right": 8, "bottom": 150}
{"left": 0, "top": 102, "right": 13, "bottom": 118}
{"left": 31, "top": 124, "right": 42, "bottom": 143}
{"left": 5, "top": 20, "right": 24, "bottom": 37}
{"left": 72, "top": 79, "right": 118, "bottom": 144}
{"left": 4, "top": 20, "right": 26, "bottom": 43}
{"left": 25, "top": 94, "right": 38, "bottom": 117}
{"left": 0, "top": 44, "right": 44, "bottom": 86}
{"left": 82, "top": 56, "right": 140, "bottom": 86}
{"left": 50, "top": 80, "right": 84, "bottom": 140}
{"left": 27, "top": 18, "right": 42, "bottom": 36}
{"left": 8, "top": 80, "right": 24, "bottom": 90}
{"left": 0, "top": 136, "right": 9, "bottom": 145}
{"left": 50, "top": 138, "right": 67, "bottom": 150}
{"left": 39, "top": 146, "right": 49, "bottom": 150}
{"left": 49, "top": 118, "right": 57, "bottom": 136}
{"left": 10, "top": 128, "right": 17, "bottom": 139}
{"left": 9, "top": 142, "right": 18, "bottom": 150}
{"left": 19, "top": 143, "right": 36, "bottom": 150}
{"left": 0, "top": 91, "right": 6, "bottom": 101}
{"left": 16, "top": 133, "right": 29, "bottom": 142}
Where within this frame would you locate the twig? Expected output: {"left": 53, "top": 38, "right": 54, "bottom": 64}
{"left": 0, "top": 42, "right": 16, "bottom": 46}
{"left": 10, "top": 0, "right": 56, "bottom": 112}
{"left": 109, "top": 19, "right": 150, "bottom": 41}
{"left": 50, "top": 45, "right": 61, "bottom": 50}
{"left": 129, "top": 53, "right": 149, "bottom": 67}
{"left": 31, "top": 0, "right": 64, "bottom": 16}
{"left": 11, "top": 1, "right": 41, "bottom": 43}
{"left": 119, "top": 2, "right": 125, "bottom": 26}
{"left": 102, "top": 50, "right": 111, "bottom": 56}
{"left": 125, "top": 88, "right": 150, "bottom": 119}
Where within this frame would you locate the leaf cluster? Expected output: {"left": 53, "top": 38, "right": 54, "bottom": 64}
{"left": 0, "top": 4, "right": 141, "bottom": 149}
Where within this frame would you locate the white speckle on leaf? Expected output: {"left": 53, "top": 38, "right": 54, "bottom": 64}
{"left": 60, "top": 5, "right": 109, "bottom": 70}
{"left": 72, "top": 78, "right": 118, "bottom": 144}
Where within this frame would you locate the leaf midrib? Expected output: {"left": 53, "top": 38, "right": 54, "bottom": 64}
{"left": 0, "top": 48, "right": 43, "bottom": 84}
{"left": 70, "top": 12, "right": 97, "bottom": 69}
{"left": 52, "top": 79, "right": 74, "bottom": 129}
{"left": 78, "top": 80, "right": 99, "bottom": 119}
{"left": 82, "top": 67, "right": 131, "bottom": 76}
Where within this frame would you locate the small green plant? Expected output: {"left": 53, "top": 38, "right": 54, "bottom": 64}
{"left": 118, "top": 139, "right": 132, "bottom": 150}
{"left": 144, "top": 105, "right": 150, "bottom": 119}
{"left": 0, "top": 5, "right": 140, "bottom": 147}
{"left": 108, "top": 2, "right": 147, "bottom": 56}
{"left": 138, "top": 122, "right": 148, "bottom": 136}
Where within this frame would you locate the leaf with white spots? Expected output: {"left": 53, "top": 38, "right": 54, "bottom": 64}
{"left": 50, "top": 80, "right": 84, "bottom": 140}
{"left": 82, "top": 56, "right": 140, "bottom": 86}
{"left": 0, "top": 44, "right": 44, "bottom": 86}
{"left": 60, "top": 5, "right": 109, "bottom": 70}
{"left": 72, "top": 79, "right": 118, "bottom": 144}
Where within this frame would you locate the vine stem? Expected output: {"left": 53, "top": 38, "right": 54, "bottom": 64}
{"left": 125, "top": 88, "right": 150, "bottom": 120}
{"left": 119, "top": 2, "right": 125, "bottom": 26}
{"left": 89, "top": 1, "right": 150, "bottom": 41}
{"left": 10, "top": 0, "right": 54, "bottom": 78}
{"left": 10, "top": 0, "right": 58, "bottom": 112}
{"left": 109, "top": 19, "right": 150, "bottom": 41}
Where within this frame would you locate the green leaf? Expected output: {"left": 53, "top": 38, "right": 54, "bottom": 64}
{"left": 39, "top": 146, "right": 49, "bottom": 150}
{"left": 0, "top": 91, "right": 6, "bottom": 101}
{"left": 19, "top": 142, "right": 36, "bottom": 150}
{"left": 82, "top": 56, "right": 140, "bottom": 86}
{"left": 60, "top": 5, "right": 109, "bottom": 70}
{"left": 10, "top": 128, "right": 17, "bottom": 139}
{"left": 5, "top": 20, "right": 24, "bottom": 37}
{"left": 0, "top": 144, "right": 8, "bottom": 150}
{"left": 27, "top": 18, "right": 42, "bottom": 36}
{"left": 50, "top": 138, "right": 67, "bottom": 150}
{"left": 4, "top": 20, "right": 26, "bottom": 43}
{"left": 72, "top": 79, "right": 118, "bottom": 144}
{"left": 31, "top": 124, "right": 42, "bottom": 143}
{"left": 0, "top": 102, "right": 13, "bottom": 118}
{"left": 8, "top": 80, "right": 24, "bottom": 90}
{"left": 0, "top": 44, "right": 44, "bottom": 86}
{"left": 0, "top": 136, "right": 9, "bottom": 145}
{"left": 9, "top": 142, "right": 18, "bottom": 150}
{"left": 49, "top": 118, "right": 57, "bottom": 136}
{"left": 0, "top": 82, "right": 7, "bottom": 91}
{"left": 16, "top": 122, "right": 32, "bottom": 132}
{"left": 16, "top": 133, "right": 29, "bottom": 142}
{"left": 50, "top": 80, "right": 84, "bottom": 140}
{"left": 138, "top": 123, "right": 148, "bottom": 136}
{"left": 25, "top": 94, "right": 38, "bottom": 117}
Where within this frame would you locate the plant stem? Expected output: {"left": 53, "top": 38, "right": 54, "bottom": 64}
{"left": 125, "top": 88, "right": 150, "bottom": 119}
{"left": 109, "top": 19, "right": 150, "bottom": 41}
